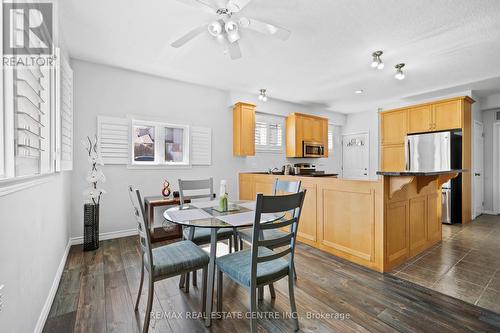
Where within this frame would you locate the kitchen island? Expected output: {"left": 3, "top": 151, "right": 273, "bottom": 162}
{"left": 239, "top": 170, "right": 461, "bottom": 272}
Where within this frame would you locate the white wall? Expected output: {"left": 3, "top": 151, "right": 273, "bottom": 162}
{"left": 70, "top": 60, "right": 344, "bottom": 237}
{"left": 341, "top": 110, "right": 380, "bottom": 179}
{"left": 0, "top": 173, "right": 72, "bottom": 333}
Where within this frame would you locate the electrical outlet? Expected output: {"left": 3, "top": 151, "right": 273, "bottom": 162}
{"left": 0, "top": 284, "right": 4, "bottom": 312}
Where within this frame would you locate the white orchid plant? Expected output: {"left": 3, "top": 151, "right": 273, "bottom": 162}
{"left": 82, "top": 136, "right": 105, "bottom": 205}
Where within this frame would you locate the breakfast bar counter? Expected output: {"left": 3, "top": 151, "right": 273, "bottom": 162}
{"left": 239, "top": 171, "right": 461, "bottom": 272}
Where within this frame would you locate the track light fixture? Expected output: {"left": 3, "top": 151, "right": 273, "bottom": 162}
{"left": 258, "top": 89, "right": 268, "bottom": 102}
{"left": 371, "top": 51, "right": 384, "bottom": 69}
{"left": 394, "top": 63, "right": 406, "bottom": 80}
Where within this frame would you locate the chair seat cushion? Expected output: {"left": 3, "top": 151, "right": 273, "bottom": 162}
{"left": 216, "top": 247, "right": 289, "bottom": 287}
{"left": 145, "top": 240, "right": 210, "bottom": 279}
{"left": 238, "top": 228, "right": 288, "bottom": 245}
{"left": 183, "top": 227, "right": 234, "bottom": 245}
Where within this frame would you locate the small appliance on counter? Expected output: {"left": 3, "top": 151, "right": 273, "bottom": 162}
{"left": 405, "top": 130, "right": 462, "bottom": 224}
{"left": 293, "top": 163, "right": 316, "bottom": 175}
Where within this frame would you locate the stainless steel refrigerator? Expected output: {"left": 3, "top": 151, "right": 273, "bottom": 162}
{"left": 405, "top": 131, "right": 462, "bottom": 224}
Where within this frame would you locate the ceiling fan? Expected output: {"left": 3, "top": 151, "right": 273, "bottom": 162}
{"left": 171, "top": 0, "right": 291, "bottom": 60}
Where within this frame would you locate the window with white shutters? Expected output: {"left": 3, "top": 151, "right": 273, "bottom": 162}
{"left": 255, "top": 114, "right": 283, "bottom": 152}
{"left": 59, "top": 52, "right": 74, "bottom": 170}
{"left": 328, "top": 129, "right": 333, "bottom": 151}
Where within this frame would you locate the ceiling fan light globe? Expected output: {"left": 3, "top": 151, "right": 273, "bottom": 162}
{"left": 225, "top": 21, "right": 239, "bottom": 33}
{"left": 262, "top": 96, "right": 268, "bottom": 102}
{"left": 258, "top": 94, "right": 263, "bottom": 101}
{"left": 377, "top": 62, "right": 385, "bottom": 69}
{"left": 208, "top": 21, "right": 222, "bottom": 36}
{"left": 395, "top": 70, "right": 405, "bottom": 80}
{"left": 371, "top": 59, "right": 379, "bottom": 68}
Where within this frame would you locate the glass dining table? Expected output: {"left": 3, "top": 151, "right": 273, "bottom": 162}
{"left": 163, "top": 200, "right": 285, "bottom": 327}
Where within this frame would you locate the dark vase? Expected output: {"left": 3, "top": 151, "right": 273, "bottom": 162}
{"left": 83, "top": 203, "right": 99, "bottom": 251}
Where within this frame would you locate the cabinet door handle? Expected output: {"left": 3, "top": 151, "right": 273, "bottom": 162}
{"left": 475, "top": 173, "right": 481, "bottom": 176}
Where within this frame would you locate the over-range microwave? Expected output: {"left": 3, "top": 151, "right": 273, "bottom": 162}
{"left": 302, "top": 141, "right": 325, "bottom": 157}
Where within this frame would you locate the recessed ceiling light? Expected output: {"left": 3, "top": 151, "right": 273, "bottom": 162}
{"left": 355, "top": 89, "right": 364, "bottom": 94}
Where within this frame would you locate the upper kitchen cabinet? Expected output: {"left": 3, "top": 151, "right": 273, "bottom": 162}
{"left": 407, "top": 98, "right": 471, "bottom": 134}
{"left": 433, "top": 99, "right": 464, "bottom": 131}
{"left": 286, "top": 113, "right": 328, "bottom": 158}
{"left": 408, "top": 105, "right": 433, "bottom": 133}
{"left": 233, "top": 102, "right": 256, "bottom": 156}
{"left": 380, "top": 110, "right": 407, "bottom": 145}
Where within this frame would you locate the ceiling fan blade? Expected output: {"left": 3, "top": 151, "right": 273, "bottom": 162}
{"left": 238, "top": 17, "right": 291, "bottom": 41}
{"left": 174, "top": 0, "right": 217, "bottom": 14}
{"left": 227, "top": 0, "right": 252, "bottom": 12}
{"left": 171, "top": 25, "right": 207, "bottom": 48}
{"left": 227, "top": 40, "right": 242, "bottom": 60}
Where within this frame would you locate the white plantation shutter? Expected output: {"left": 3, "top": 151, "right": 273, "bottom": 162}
{"left": 328, "top": 130, "right": 333, "bottom": 151}
{"left": 255, "top": 121, "right": 267, "bottom": 146}
{"left": 255, "top": 114, "right": 283, "bottom": 151}
{"left": 268, "top": 123, "right": 282, "bottom": 148}
{"left": 58, "top": 50, "right": 74, "bottom": 171}
{"left": 14, "top": 64, "right": 50, "bottom": 176}
{"left": 97, "top": 116, "right": 129, "bottom": 164}
{"left": 191, "top": 126, "right": 212, "bottom": 165}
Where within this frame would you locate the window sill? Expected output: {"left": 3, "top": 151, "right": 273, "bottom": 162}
{"left": 127, "top": 164, "right": 192, "bottom": 170}
{"left": 0, "top": 173, "right": 55, "bottom": 197}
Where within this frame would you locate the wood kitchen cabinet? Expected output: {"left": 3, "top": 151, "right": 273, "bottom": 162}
{"left": 381, "top": 144, "right": 406, "bottom": 171}
{"left": 433, "top": 99, "right": 463, "bottom": 131}
{"left": 286, "top": 113, "right": 328, "bottom": 157}
{"left": 233, "top": 102, "right": 256, "bottom": 156}
{"left": 380, "top": 110, "right": 407, "bottom": 145}
{"left": 408, "top": 105, "right": 433, "bottom": 133}
{"left": 380, "top": 96, "right": 474, "bottom": 224}
{"left": 407, "top": 100, "right": 462, "bottom": 134}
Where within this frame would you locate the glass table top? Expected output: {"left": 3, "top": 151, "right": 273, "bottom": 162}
{"left": 162, "top": 200, "right": 285, "bottom": 229}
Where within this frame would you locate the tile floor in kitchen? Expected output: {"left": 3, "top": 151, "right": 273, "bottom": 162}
{"left": 391, "top": 214, "right": 500, "bottom": 314}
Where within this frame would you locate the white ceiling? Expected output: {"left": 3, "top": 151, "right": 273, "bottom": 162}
{"left": 59, "top": 0, "right": 500, "bottom": 113}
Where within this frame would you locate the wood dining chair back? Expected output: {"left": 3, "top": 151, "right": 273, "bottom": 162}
{"left": 216, "top": 190, "right": 306, "bottom": 332}
{"left": 178, "top": 178, "right": 214, "bottom": 202}
{"left": 177, "top": 178, "right": 236, "bottom": 289}
{"left": 128, "top": 185, "right": 210, "bottom": 333}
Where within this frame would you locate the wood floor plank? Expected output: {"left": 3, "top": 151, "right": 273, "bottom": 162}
{"left": 43, "top": 237, "right": 500, "bottom": 333}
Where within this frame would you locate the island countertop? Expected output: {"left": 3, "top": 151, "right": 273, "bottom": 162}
{"left": 377, "top": 169, "right": 464, "bottom": 176}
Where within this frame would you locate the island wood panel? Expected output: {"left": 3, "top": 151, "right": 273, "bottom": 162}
{"left": 427, "top": 192, "right": 441, "bottom": 243}
{"left": 383, "top": 175, "right": 443, "bottom": 271}
{"left": 317, "top": 179, "right": 384, "bottom": 272}
{"left": 409, "top": 197, "right": 427, "bottom": 256}
{"left": 385, "top": 200, "right": 410, "bottom": 269}
{"left": 295, "top": 180, "right": 317, "bottom": 246}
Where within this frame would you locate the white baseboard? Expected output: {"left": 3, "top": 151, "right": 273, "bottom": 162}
{"left": 35, "top": 228, "right": 138, "bottom": 332}
{"left": 69, "top": 228, "right": 138, "bottom": 245}
{"left": 482, "top": 210, "right": 498, "bottom": 215}
{"left": 34, "top": 240, "right": 71, "bottom": 333}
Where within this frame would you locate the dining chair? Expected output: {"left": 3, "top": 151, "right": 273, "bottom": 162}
{"left": 238, "top": 179, "right": 301, "bottom": 282}
{"left": 178, "top": 177, "right": 237, "bottom": 289}
{"left": 128, "top": 186, "right": 210, "bottom": 333}
{"left": 216, "top": 191, "right": 306, "bottom": 333}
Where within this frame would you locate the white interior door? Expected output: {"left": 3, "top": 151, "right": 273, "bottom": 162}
{"left": 342, "top": 132, "right": 369, "bottom": 179}
{"left": 473, "top": 121, "right": 484, "bottom": 218}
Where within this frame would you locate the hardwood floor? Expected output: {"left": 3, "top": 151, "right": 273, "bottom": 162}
{"left": 392, "top": 214, "right": 500, "bottom": 314}
{"left": 43, "top": 236, "right": 500, "bottom": 333}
